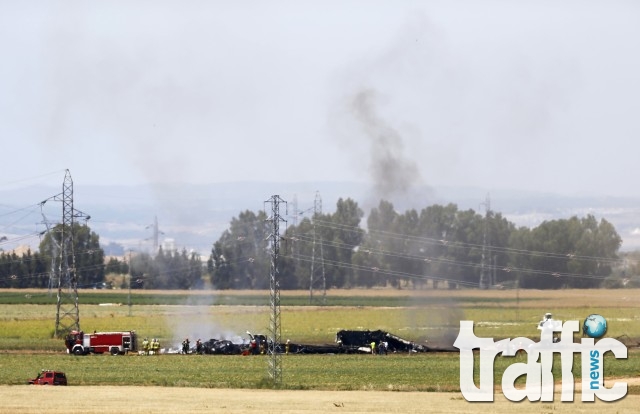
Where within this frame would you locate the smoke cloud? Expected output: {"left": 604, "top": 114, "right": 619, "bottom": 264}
{"left": 348, "top": 88, "right": 432, "bottom": 211}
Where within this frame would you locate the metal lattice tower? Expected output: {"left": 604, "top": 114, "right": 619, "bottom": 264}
{"left": 265, "top": 195, "right": 286, "bottom": 386}
{"left": 54, "top": 170, "right": 80, "bottom": 338}
{"left": 309, "top": 191, "right": 326, "bottom": 305}
{"left": 479, "top": 194, "right": 491, "bottom": 289}
{"left": 146, "top": 215, "right": 163, "bottom": 254}
{"left": 291, "top": 194, "right": 298, "bottom": 228}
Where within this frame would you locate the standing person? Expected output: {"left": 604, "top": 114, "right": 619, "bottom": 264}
{"left": 182, "top": 338, "right": 190, "bottom": 354}
{"left": 370, "top": 341, "right": 376, "bottom": 355}
{"left": 142, "top": 338, "right": 149, "bottom": 355}
{"left": 152, "top": 338, "right": 160, "bottom": 355}
{"left": 285, "top": 339, "right": 290, "bottom": 355}
{"left": 196, "top": 339, "right": 202, "bottom": 354}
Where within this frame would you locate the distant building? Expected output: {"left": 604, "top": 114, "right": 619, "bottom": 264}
{"left": 162, "top": 238, "right": 176, "bottom": 253}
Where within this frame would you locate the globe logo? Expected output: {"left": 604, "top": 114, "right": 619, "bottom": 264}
{"left": 583, "top": 314, "right": 607, "bottom": 338}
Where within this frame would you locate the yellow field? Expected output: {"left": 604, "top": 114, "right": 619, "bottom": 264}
{"left": 1, "top": 386, "right": 639, "bottom": 414}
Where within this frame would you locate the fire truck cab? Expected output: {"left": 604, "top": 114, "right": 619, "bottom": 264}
{"left": 66, "top": 330, "right": 137, "bottom": 356}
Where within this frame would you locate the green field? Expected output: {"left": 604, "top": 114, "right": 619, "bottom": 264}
{"left": 0, "top": 288, "right": 638, "bottom": 393}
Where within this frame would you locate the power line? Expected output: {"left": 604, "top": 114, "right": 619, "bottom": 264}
{"left": 0, "top": 170, "right": 66, "bottom": 188}
{"left": 311, "top": 218, "right": 625, "bottom": 266}
{"left": 291, "top": 229, "right": 616, "bottom": 284}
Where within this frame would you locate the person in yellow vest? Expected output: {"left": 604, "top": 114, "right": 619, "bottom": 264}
{"left": 142, "top": 338, "right": 149, "bottom": 355}
{"left": 285, "top": 339, "right": 290, "bottom": 355}
{"left": 152, "top": 338, "right": 159, "bottom": 355}
{"left": 370, "top": 341, "right": 376, "bottom": 355}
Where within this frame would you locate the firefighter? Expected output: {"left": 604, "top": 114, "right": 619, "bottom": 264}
{"left": 196, "top": 339, "right": 202, "bottom": 354}
{"left": 152, "top": 338, "right": 160, "bottom": 355}
{"left": 285, "top": 339, "right": 290, "bottom": 355}
{"left": 65, "top": 333, "right": 75, "bottom": 352}
{"left": 142, "top": 338, "right": 150, "bottom": 355}
{"left": 182, "top": 338, "right": 190, "bottom": 354}
{"left": 370, "top": 341, "right": 376, "bottom": 355}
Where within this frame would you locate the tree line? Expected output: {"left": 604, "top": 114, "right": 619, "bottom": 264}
{"left": 208, "top": 199, "right": 626, "bottom": 290}
{"left": 0, "top": 198, "right": 633, "bottom": 290}
{"left": 0, "top": 222, "right": 202, "bottom": 290}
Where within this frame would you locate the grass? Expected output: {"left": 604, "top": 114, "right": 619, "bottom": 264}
{"left": 0, "top": 352, "right": 452, "bottom": 390}
{"left": 0, "top": 288, "right": 544, "bottom": 307}
{"left": 0, "top": 288, "right": 638, "bottom": 393}
{"left": 2, "top": 350, "right": 638, "bottom": 392}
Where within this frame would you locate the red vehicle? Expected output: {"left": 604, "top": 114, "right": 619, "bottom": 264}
{"left": 65, "top": 330, "right": 138, "bottom": 356}
{"left": 28, "top": 370, "right": 67, "bottom": 385}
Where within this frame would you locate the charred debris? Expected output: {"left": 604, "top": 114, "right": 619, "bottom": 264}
{"left": 191, "top": 330, "right": 451, "bottom": 355}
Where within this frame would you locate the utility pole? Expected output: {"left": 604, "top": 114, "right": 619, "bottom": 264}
{"left": 309, "top": 191, "right": 326, "bottom": 305}
{"left": 479, "top": 194, "right": 491, "bottom": 289}
{"left": 128, "top": 250, "right": 132, "bottom": 317}
{"left": 265, "top": 195, "right": 286, "bottom": 386}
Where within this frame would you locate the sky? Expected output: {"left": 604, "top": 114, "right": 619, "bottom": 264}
{"left": 1, "top": 1, "right": 640, "bottom": 199}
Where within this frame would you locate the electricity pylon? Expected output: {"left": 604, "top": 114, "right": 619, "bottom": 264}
{"left": 265, "top": 195, "right": 286, "bottom": 386}
{"left": 52, "top": 170, "right": 90, "bottom": 338}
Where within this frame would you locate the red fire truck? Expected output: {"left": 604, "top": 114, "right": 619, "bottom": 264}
{"left": 65, "top": 330, "right": 138, "bottom": 356}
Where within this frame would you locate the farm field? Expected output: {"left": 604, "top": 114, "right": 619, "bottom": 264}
{"left": 2, "top": 386, "right": 640, "bottom": 414}
{"left": 0, "top": 288, "right": 638, "bottom": 412}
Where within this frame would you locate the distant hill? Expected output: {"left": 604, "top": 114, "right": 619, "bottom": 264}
{"left": 1, "top": 182, "right": 639, "bottom": 256}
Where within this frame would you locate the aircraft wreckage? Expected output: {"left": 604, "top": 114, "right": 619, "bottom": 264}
{"left": 188, "top": 330, "right": 437, "bottom": 355}
{"left": 191, "top": 313, "right": 553, "bottom": 355}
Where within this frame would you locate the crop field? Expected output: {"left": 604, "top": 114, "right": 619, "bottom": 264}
{"left": 0, "top": 288, "right": 639, "bottom": 413}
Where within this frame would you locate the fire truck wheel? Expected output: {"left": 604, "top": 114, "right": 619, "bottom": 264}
{"left": 110, "top": 347, "right": 120, "bottom": 356}
{"left": 73, "top": 347, "right": 83, "bottom": 356}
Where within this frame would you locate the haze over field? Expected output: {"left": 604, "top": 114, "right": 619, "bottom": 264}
{"left": 1, "top": 2, "right": 639, "bottom": 255}
{"left": 2, "top": 181, "right": 640, "bottom": 257}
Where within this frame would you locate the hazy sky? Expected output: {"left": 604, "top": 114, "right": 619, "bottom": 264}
{"left": 2, "top": 1, "right": 639, "bottom": 198}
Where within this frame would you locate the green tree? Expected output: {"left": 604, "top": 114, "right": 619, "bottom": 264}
{"left": 208, "top": 210, "right": 269, "bottom": 289}
{"left": 209, "top": 241, "right": 232, "bottom": 289}
{"left": 417, "top": 203, "right": 459, "bottom": 289}
{"left": 38, "top": 223, "right": 105, "bottom": 289}
{"left": 282, "top": 217, "right": 314, "bottom": 290}
{"left": 326, "top": 198, "right": 364, "bottom": 288}
{"left": 511, "top": 215, "right": 621, "bottom": 289}
{"left": 105, "top": 257, "right": 128, "bottom": 275}
{"left": 352, "top": 200, "right": 397, "bottom": 288}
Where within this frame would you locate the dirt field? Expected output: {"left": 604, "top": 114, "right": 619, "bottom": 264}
{"left": 1, "top": 386, "right": 638, "bottom": 414}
